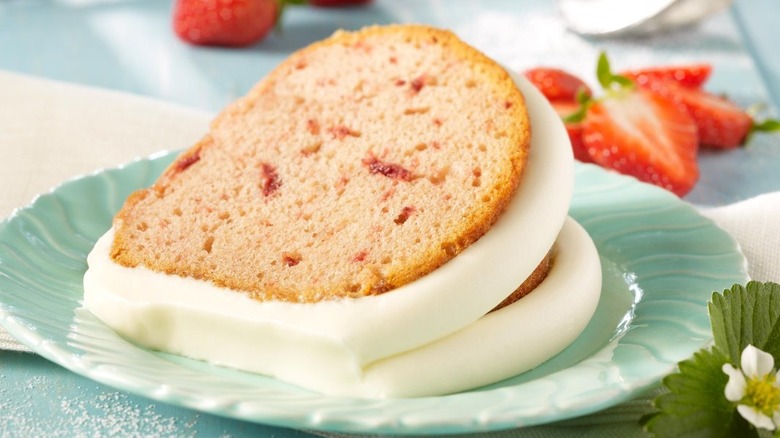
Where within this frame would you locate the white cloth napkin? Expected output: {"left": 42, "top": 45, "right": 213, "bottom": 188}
{"left": 700, "top": 195, "right": 780, "bottom": 282}
{"left": 0, "top": 70, "right": 777, "bottom": 436}
{"left": 0, "top": 70, "right": 210, "bottom": 351}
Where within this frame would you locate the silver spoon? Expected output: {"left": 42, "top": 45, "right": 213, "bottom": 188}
{"left": 557, "top": 0, "right": 733, "bottom": 38}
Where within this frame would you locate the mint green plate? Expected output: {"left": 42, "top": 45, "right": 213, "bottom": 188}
{"left": 0, "top": 156, "right": 748, "bottom": 435}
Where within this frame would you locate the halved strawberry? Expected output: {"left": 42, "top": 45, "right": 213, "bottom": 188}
{"left": 524, "top": 68, "right": 592, "bottom": 102}
{"left": 582, "top": 54, "right": 699, "bottom": 196}
{"left": 621, "top": 64, "right": 712, "bottom": 89}
{"left": 672, "top": 87, "right": 752, "bottom": 149}
{"left": 583, "top": 88, "right": 699, "bottom": 196}
{"left": 551, "top": 101, "right": 592, "bottom": 163}
{"left": 633, "top": 78, "right": 752, "bottom": 149}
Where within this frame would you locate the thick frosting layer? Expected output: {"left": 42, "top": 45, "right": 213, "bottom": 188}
{"left": 84, "top": 218, "right": 600, "bottom": 397}
{"left": 83, "top": 75, "right": 601, "bottom": 397}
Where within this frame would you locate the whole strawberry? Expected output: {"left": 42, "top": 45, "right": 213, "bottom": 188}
{"left": 173, "top": 0, "right": 278, "bottom": 48}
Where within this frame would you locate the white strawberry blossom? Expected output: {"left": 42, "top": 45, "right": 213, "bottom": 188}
{"left": 722, "top": 344, "right": 780, "bottom": 431}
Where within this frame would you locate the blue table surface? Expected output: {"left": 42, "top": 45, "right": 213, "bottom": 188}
{"left": 1, "top": 0, "right": 779, "bottom": 436}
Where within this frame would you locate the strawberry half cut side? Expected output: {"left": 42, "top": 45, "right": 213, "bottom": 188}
{"left": 583, "top": 87, "right": 699, "bottom": 197}
{"left": 632, "top": 78, "right": 753, "bottom": 149}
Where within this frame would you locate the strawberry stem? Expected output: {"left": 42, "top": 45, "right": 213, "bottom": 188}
{"left": 752, "top": 119, "right": 780, "bottom": 132}
{"left": 744, "top": 118, "right": 780, "bottom": 145}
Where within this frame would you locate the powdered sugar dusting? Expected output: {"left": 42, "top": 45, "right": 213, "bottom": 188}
{"left": 457, "top": 10, "right": 598, "bottom": 76}
{"left": 0, "top": 374, "right": 199, "bottom": 437}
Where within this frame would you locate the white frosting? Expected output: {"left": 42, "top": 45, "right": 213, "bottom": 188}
{"left": 82, "top": 75, "right": 602, "bottom": 397}
{"left": 361, "top": 218, "right": 601, "bottom": 397}
{"left": 85, "top": 218, "right": 600, "bottom": 397}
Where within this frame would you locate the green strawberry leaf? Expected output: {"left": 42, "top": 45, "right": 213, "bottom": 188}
{"left": 643, "top": 348, "right": 757, "bottom": 437}
{"left": 560, "top": 89, "right": 592, "bottom": 124}
{"left": 596, "top": 52, "right": 633, "bottom": 91}
{"left": 709, "top": 281, "right": 780, "bottom": 365}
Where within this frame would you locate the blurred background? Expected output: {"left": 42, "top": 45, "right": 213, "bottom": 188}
{"left": 0, "top": 0, "right": 772, "bottom": 111}
{"left": 1, "top": 0, "right": 777, "bottom": 205}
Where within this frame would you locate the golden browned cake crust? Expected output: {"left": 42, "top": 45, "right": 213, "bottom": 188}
{"left": 492, "top": 252, "right": 552, "bottom": 311}
{"left": 110, "top": 24, "right": 531, "bottom": 303}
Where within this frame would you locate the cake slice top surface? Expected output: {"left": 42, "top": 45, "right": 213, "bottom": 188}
{"left": 110, "top": 24, "right": 531, "bottom": 303}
